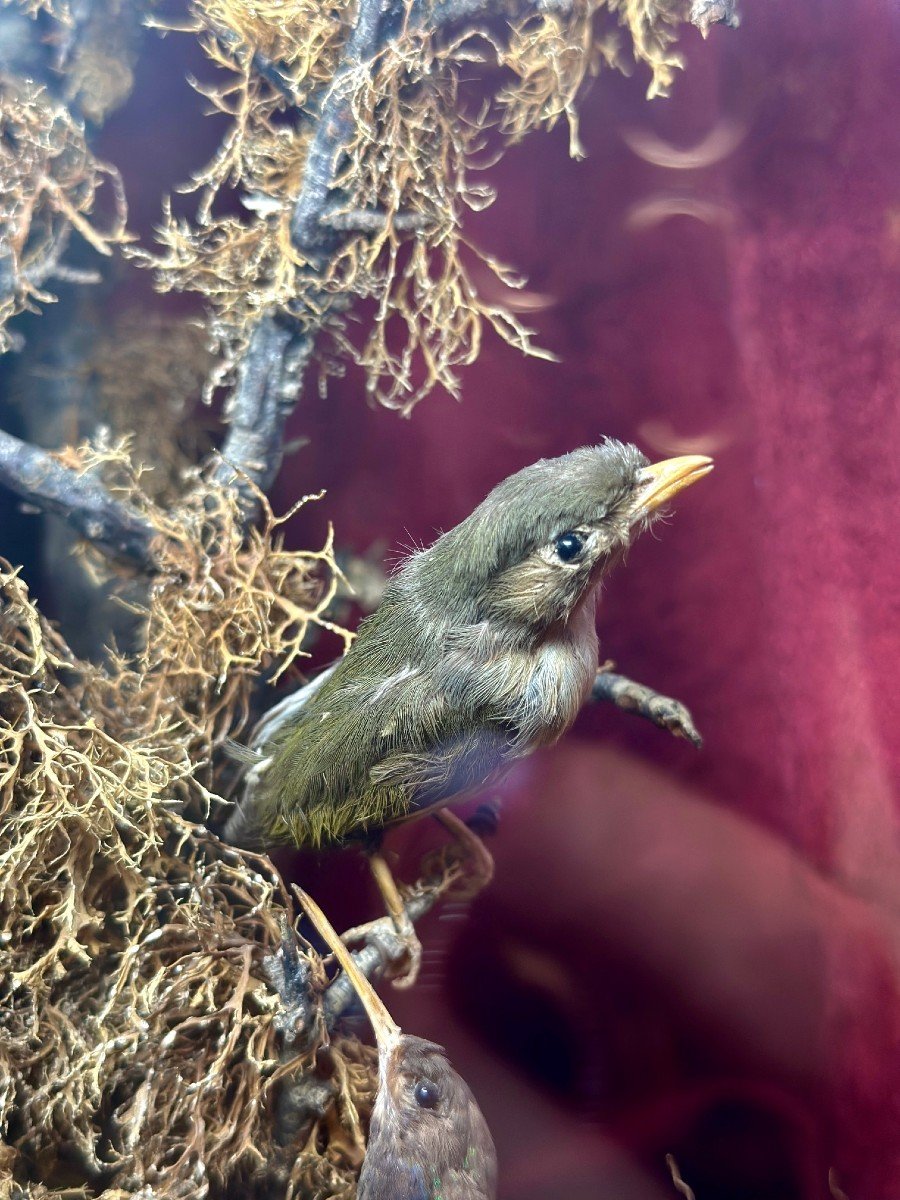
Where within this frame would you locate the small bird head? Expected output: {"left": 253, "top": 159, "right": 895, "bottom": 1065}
{"left": 422, "top": 440, "right": 712, "bottom": 636}
{"left": 299, "top": 890, "right": 497, "bottom": 1198}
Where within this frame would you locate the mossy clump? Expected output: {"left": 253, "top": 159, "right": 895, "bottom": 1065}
{"left": 0, "top": 458, "right": 370, "bottom": 1198}
{"left": 145, "top": 0, "right": 694, "bottom": 412}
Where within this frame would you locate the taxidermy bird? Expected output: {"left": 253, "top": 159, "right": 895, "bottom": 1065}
{"left": 298, "top": 886, "right": 497, "bottom": 1200}
{"left": 225, "top": 440, "right": 712, "bottom": 975}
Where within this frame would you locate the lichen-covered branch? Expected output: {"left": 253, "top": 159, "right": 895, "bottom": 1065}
{"left": 213, "top": 312, "right": 313, "bottom": 505}
{"left": 0, "top": 427, "right": 159, "bottom": 566}
{"left": 0, "top": 473, "right": 364, "bottom": 1194}
{"left": 0, "top": 531, "right": 482, "bottom": 1193}
{"left": 146, "top": 0, "right": 717, "bottom": 499}
{"left": 289, "top": 0, "right": 387, "bottom": 257}
{"left": 1, "top": 0, "right": 737, "bottom": 545}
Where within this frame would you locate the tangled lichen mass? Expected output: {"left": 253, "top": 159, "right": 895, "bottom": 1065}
{"left": 143, "top": 0, "right": 694, "bottom": 413}
{"left": 0, "top": 469, "right": 369, "bottom": 1197}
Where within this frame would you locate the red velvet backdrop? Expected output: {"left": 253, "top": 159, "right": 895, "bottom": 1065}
{"left": 106, "top": 0, "right": 900, "bottom": 1195}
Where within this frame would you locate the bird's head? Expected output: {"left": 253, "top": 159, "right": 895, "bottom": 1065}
{"left": 374, "top": 1034, "right": 493, "bottom": 1180}
{"left": 419, "top": 440, "right": 713, "bottom": 636}
{"left": 298, "top": 890, "right": 496, "bottom": 1196}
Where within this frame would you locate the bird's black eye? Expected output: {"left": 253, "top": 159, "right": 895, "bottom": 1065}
{"left": 414, "top": 1079, "right": 440, "bottom": 1109}
{"left": 554, "top": 531, "right": 584, "bottom": 563}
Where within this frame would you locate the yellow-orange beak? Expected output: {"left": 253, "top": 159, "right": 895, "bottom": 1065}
{"left": 633, "top": 454, "right": 713, "bottom": 516}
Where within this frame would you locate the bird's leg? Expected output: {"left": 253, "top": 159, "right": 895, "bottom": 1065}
{"left": 341, "top": 850, "right": 423, "bottom": 989}
{"left": 432, "top": 809, "right": 495, "bottom": 899}
{"left": 591, "top": 662, "right": 703, "bottom": 747}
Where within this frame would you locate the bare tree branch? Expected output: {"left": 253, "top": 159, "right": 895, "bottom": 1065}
{"left": 591, "top": 666, "right": 703, "bottom": 746}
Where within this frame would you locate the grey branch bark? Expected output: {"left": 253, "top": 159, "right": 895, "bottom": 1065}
{"left": 217, "top": 0, "right": 539, "bottom": 501}
{"left": 590, "top": 667, "right": 703, "bottom": 746}
{"left": 289, "top": 0, "right": 385, "bottom": 255}
{"left": 208, "top": 0, "right": 387, "bottom": 506}
{"left": 0, "top": 428, "right": 158, "bottom": 569}
{"left": 322, "top": 887, "right": 443, "bottom": 1025}
{"left": 213, "top": 315, "right": 313, "bottom": 508}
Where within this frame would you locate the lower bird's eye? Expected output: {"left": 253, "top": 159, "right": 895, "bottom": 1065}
{"left": 554, "top": 531, "right": 584, "bottom": 562}
{"left": 414, "top": 1079, "right": 440, "bottom": 1109}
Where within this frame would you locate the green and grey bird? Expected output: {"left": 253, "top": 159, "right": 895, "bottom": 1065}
{"left": 225, "top": 440, "right": 712, "bottom": 853}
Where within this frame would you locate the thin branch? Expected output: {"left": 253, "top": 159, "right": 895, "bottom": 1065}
{"left": 426, "top": 0, "right": 574, "bottom": 25}
{"left": 322, "top": 887, "right": 444, "bottom": 1026}
{"left": 213, "top": 313, "right": 313, "bottom": 509}
{"left": 590, "top": 667, "right": 703, "bottom": 746}
{"left": 0, "top": 427, "right": 159, "bottom": 569}
{"left": 289, "top": 0, "right": 387, "bottom": 256}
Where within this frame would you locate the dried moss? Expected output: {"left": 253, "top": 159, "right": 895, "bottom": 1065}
{"left": 0, "top": 75, "right": 128, "bottom": 353}
{"left": 0, "top": 459, "right": 369, "bottom": 1197}
{"left": 142, "top": 0, "right": 697, "bottom": 412}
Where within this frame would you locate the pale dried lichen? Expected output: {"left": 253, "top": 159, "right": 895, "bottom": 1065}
{"left": 142, "top": 0, "right": 696, "bottom": 412}
{"left": 0, "top": 456, "right": 368, "bottom": 1198}
{"left": 52, "top": 440, "right": 353, "bottom": 780}
{"left": 0, "top": 74, "right": 128, "bottom": 352}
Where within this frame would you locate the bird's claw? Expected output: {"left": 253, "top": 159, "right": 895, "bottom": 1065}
{"left": 428, "top": 808, "right": 496, "bottom": 902}
{"left": 341, "top": 914, "right": 422, "bottom": 990}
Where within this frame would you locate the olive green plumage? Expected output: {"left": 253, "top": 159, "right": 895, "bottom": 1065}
{"left": 225, "top": 440, "right": 655, "bottom": 850}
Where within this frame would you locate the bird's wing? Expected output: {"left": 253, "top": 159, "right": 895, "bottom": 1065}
{"left": 368, "top": 720, "right": 511, "bottom": 820}
{"left": 266, "top": 673, "right": 461, "bottom": 842}
{"left": 249, "top": 662, "right": 339, "bottom": 751}
{"left": 229, "top": 603, "right": 514, "bottom": 847}
{"left": 220, "top": 664, "right": 341, "bottom": 848}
